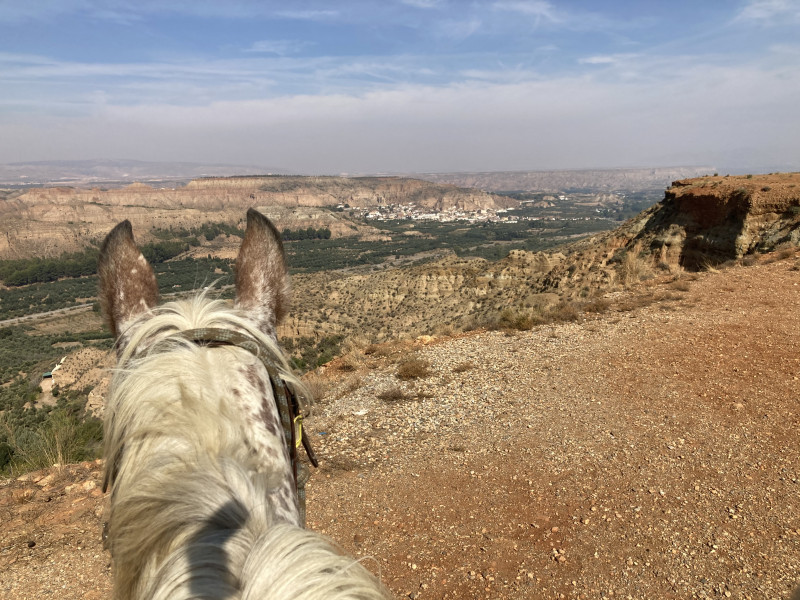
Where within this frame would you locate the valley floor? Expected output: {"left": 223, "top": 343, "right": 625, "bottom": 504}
{"left": 2, "top": 253, "right": 799, "bottom": 599}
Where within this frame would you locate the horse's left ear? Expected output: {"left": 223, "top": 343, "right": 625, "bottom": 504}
{"left": 98, "top": 220, "right": 159, "bottom": 338}
{"left": 235, "top": 208, "right": 290, "bottom": 333}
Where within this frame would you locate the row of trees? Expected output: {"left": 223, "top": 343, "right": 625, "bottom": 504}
{"left": 0, "top": 240, "right": 193, "bottom": 287}
{"left": 0, "top": 221, "right": 247, "bottom": 288}
{"left": 140, "top": 240, "right": 190, "bottom": 264}
{"left": 0, "top": 249, "right": 99, "bottom": 287}
{"left": 150, "top": 222, "right": 244, "bottom": 243}
{"left": 282, "top": 227, "right": 332, "bottom": 241}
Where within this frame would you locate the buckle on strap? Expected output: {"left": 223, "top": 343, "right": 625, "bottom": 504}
{"left": 293, "top": 415, "right": 303, "bottom": 449}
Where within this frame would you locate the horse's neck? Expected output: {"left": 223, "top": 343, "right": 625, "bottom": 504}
{"left": 211, "top": 350, "right": 301, "bottom": 526}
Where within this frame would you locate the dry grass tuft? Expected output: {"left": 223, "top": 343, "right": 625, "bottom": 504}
{"left": 334, "top": 352, "right": 362, "bottom": 373}
{"left": 581, "top": 297, "right": 611, "bottom": 314}
{"left": 478, "top": 298, "right": 587, "bottom": 332}
{"left": 496, "top": 308, "right": 536, "bottom": 331}
{"left": 615, "top": 293, "right": 657, "bottom": 313}
{"left": 619, "top": 246, "right": 654, "bottom": 287}
{"left": 764, "top": 246, "right": 797, "bottom": 263}
{"left": 364, "top": 341, "right": 406, "bottom": 358}
{"left": 335, "top": 375, "right": 363, "bottom": 399}
{"left": 657, "top": 291, "right": 683, "bottom": 302}
{"left": 341, "top": 336, "right": 370, "bottom": 355}
{"left": 363, "top": 343, "right": 382, "bottom": 356}
{"left": 396, "top": 357, "right": 431, "bottom": 380}
{"left": 669, "top": 279, "right": 691, "bottom": 292}
{"left": 302, "top": 373, "right": 329, "bottom": 403}
{"left": 0, "top": 411, "right": 92, "bottom": 476}
{"left": 432, "top": 323, "right": 456, "bottom": 337}
{"left": 377, "top": 386, "right": 408, "bottom": 402}
{"left": 740, "top": 254, "right": 759, "bottom": 267}
{"left": 550, "top": 301, "right": 581, "bottom": 322}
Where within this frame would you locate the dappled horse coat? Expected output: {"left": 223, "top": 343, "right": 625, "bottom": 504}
{"left": 99, "top": 209, "right": 387, "bottom": 600}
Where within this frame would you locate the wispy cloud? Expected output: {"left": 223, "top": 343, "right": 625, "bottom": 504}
{"left": 579, "top": 53, "right": 638, "bottom": 66}
{"left": 439, "top": 18, "right": 483, "bottom": 40}
{"left": 492, "top": 1, "right": 561, "bottom": 24}
{"left": 579, "top": 55, "right": 617, "bottom": 65}
{"left": 9, "top": 54, "right": 792, "bottom": 172}
{"left": 274, "top": 9, "right": 339, "bottom": 21}
{"left": 244, "top": 40, "right": 312, "bottom": 56}
{"left": 400, "top": 0, "right": 444, "bottom": 8}
{"left": 0, "top": 2, "right": 343, "bottom": 23}
{"left": 0, "top": 0, "right": 84, "bottom": 23}
{"left": 489, "top": 1, "right": 624, "bottom": 35}
{"left": 0, "top": 2, "right": 798, "bottom": 172}
{"left": 0, "top": 50, "right": 452, "bottom": 111}
{"left": 736, "top": 0, "right": 800, "bottom": 23}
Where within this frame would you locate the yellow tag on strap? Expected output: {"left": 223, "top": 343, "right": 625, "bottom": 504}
{"left": 293, "top": 415, "right": 303, "bottom": 448}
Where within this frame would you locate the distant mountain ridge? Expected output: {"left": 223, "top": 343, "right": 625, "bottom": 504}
{"left": 0, "top": 159, "right": 287, "bottom": 186}
{"left": 1, "top": 161, "right": 717, "bottom": 191}
{"left": 409, "top": 167, "right": 717, "bottom": 192}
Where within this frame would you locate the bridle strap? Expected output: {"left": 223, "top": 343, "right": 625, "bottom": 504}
{"left": 171, "top": 327, "right": 318, "bottom": 526}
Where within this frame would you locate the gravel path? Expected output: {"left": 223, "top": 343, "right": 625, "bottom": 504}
{"left": 2, "top": 254, "right": 799, "bottom": 599}
{"left": 307, "top": 256, "right": 800, "bottom": 599}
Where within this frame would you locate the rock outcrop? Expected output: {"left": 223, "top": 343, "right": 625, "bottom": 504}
{"left": 632, "top": 173, "right": 800, "bottom": 269}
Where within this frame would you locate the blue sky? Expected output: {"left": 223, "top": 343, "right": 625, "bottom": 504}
{"left": 1, "top": 0, "right": 799, "bottom": 173}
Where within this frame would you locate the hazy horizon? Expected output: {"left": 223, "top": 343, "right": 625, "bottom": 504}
{"left": 2, "top": 1, "right": 799, "bottom": 174}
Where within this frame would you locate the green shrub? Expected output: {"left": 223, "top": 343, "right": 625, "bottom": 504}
{"left": 0, "top": 407, "right": 102, "bottom": 475}
{"left": 494, "top": 308, "right": 533, "bottom": 330}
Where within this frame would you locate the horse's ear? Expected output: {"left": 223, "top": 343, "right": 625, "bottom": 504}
{"left": 235, "top": 208, "right": 290, "bottom": 332}
{"left": 98, "top": 220, "right": 159, "bottom": 338}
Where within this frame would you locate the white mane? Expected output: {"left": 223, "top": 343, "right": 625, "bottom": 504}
{"left": 103, "top": 295, "right": 387, "bottom": 600}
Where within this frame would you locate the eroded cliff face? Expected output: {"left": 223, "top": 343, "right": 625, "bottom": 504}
{"left": 635, "top": 173, "right": 800, "bottom": 269}
{"left": 0, "top": 190, "right": 252, "bottom": 258}
{"left": 0, "top": 176, "right": 512, "bottom": 259}
{"left": 188, "top": 176, "right": 514, "bottom": 211}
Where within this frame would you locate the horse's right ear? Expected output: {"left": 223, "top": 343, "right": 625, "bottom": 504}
{"left": 235, "top": 208, "right": 290, "bottom": 334}
{"left": 98, "top": 220, "right": 159, "bottom": 338}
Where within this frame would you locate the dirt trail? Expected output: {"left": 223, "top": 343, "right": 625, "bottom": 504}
{"left": 0, "top": 304, "right": 93, "bottom": 327}
{"left": 2, "top": 253, "right": 799, "bottom": 599}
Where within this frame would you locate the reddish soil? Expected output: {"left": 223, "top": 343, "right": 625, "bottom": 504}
{"left": 2, "top": 251, "right": 800, "bottom": 599}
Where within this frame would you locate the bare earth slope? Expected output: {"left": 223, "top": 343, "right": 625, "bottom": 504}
{"left": 2, "top": 252, "right": 799, "bottom": 599}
